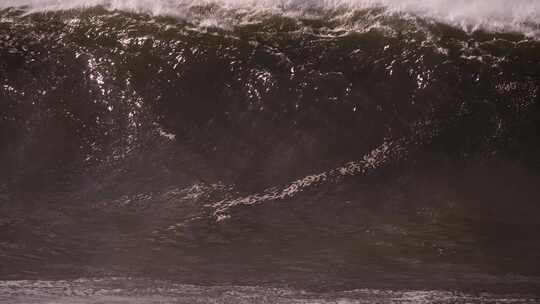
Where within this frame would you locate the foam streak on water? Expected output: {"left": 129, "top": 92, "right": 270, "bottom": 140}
{"left": 1, "top": 0, "right": 540, "bottom": 36}
{"left": 1, "top": 278, "right": 538, "bottom": 304}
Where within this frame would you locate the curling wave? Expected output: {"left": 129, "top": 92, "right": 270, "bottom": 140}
{"left": 1, "top": 3, "right": 540, "bottom": 293}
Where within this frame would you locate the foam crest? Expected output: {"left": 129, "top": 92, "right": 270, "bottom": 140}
{"left": 377, "top": 0, "right": 540, "bottom": 35}
{"left": 2, "top": 0, "right": 539, "bottom": 35}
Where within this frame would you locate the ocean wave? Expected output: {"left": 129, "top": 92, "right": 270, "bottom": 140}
{"left": 1, "top": 3, "right": 540, "bottom": 291}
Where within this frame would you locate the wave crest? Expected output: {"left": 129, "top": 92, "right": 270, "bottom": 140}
{"left": 2, "top": 0, "right": 540, "bottom": 36}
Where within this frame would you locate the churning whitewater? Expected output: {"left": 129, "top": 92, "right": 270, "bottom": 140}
{"left": 3, "top": 0, "right": 540, "bottom": 36}
{"left": 1, "top": 0, "right": 540, "bottom": 302}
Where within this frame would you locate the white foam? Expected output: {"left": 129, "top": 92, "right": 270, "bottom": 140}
{"left": 376, "top": 0, "right": 540, "bottom": 35}
{"left": 1, "top": 278, "right": 537, "bottom": 303}
{"left": 1, "top": 0, "right": 539, "bottom": 35}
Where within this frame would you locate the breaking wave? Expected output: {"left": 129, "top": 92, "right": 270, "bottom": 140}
{"left": 2, "top": 0, "right": 540, "bottom": 36}
{"left": 1, "top": 0, "right": 540, "bottom": 295}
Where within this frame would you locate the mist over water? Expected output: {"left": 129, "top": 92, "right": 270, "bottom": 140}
{"left": 1, "top": 0, "right": 540, "bottom": 302}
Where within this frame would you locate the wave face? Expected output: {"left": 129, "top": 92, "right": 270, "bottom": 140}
{"left": 1, "top": 1, "right": 540, "bottom": 295}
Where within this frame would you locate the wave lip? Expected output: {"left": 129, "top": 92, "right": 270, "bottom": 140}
{"left": 2, "top": 0, "right": 540, "bottom": 36}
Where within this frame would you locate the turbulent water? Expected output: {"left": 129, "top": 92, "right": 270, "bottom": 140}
{"left": 2, "top": 278, "right": 539, "bottom": 304}
{"left": 1, "top": 0, "right": 540, "bottom": 302}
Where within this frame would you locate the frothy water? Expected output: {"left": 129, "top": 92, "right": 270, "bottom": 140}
{"left": 1, "top": 278, "right": 539, "bottom": 304}
{"left": 2, "top": 0, "right": 540, "bottom": 36}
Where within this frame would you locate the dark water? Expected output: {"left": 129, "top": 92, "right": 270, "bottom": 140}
{"left": 1, "top": 3, "right": 540, "bottom": 302}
